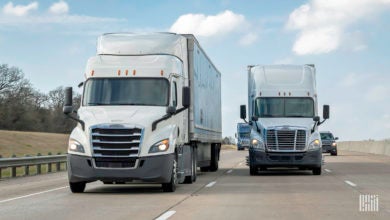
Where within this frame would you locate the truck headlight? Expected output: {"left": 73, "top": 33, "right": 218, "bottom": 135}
{"left": 251, "top": 139, "right": 265, "bottom": 150}
{"left": 331, "top": 142, "right": 337, "bottom": 147}
{"left": 308, "top": 139, "right": 320, "bottom": 150}
{"left": 149, "top": 139, "right": 170, "bottom": 153}
{"left": 68, "top": 139, "right": 85, "bottom": 153}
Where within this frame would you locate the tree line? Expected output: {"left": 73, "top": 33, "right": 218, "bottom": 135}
{"left": 0, "top": 64, "right": 80, "bottom": 133}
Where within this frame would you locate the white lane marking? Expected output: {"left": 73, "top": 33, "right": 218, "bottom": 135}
{"left": 156, "top": 210, "right": 176, "bottom": 220}
{"left": 345, "top": 180, "right": 357, "bottom": 187}
{"left": 227, "top": 169, "right": 233, "bottom": 174}
{"left": 324, "top": 169, "right": 332, "bottom": 173}
{"left": 206, "top": 181, "right": 216, "bottom": 188}
{"left": 0, "top": 186, "right": 69, "bottom": 204}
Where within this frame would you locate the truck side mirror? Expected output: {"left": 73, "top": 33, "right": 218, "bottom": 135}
{"left": 251, "top": 116, "right": 258, "bottom": 121}
{"left": 240, "top": 105, "right": 246, "bottom": 120}
{"left": 313, "top": 116, "right": 320, "bottom": 122}
{"left": 63, "top": 87, "right": 73, "bottom": 114}
{"left": 323, "top": 105, "right": 330, "bottom": 119}
{"left": 335, "top": 137, "right": 339, "bottom": 140}
{"left": 182, "top": 87, "right": 190, "bottom": 108}
{"left": 235, "top": 133, "right": 237, "bottom": 138}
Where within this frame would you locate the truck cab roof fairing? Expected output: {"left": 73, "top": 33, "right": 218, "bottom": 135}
{"left": 97, "top": 33, "right": 186, "bottom": 58}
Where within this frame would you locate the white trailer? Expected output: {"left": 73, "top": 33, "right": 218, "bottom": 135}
{"left": 63, "top": 33, "right": 222, "bottom": 192}
{"left": 240, "top": 65, "right": 329, "bottom": 175}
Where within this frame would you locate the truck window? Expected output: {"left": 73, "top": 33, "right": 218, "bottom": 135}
{"left": 172, "top": 82, "right": 177, "bottom": 107}
{"left": 83, "top": 78, "right": 169, "bottom": 106}
{"left": 254, "top": 97, "right": 314, "bottom": 118}
{"left": 320, "top": 133, "right": 334, "bottom": 140}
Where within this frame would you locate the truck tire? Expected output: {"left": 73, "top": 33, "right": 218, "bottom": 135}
{"left": 184, "top": 146, "right": 197, "bottom": 184}
{"left": 69, "top": 182, "right": 86, "bottom": 193}
{"left": 208, "top": 144, "right": 220, "bottom": 172}
{"left": 250, "top": 165, "right": 257, "bottom": 176}
{"left": 331, "top": 151, "right": 337, "bottom": 156}
{"left": 162, "top": 158, "right": 178, "bottom": 192}
{"left": 312, "top": 167, "right": 322, "bottom": 175}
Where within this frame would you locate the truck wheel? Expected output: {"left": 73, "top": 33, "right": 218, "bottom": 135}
{"left": 312, "top": 167, "right": 322, "bottom": 175}
{"left": 250, "top": 165, "right": 257, "bottom": 176}
{"left": 162, "top": 158, "right": 178, "bottom": 192}
{"left": 331, "top": 151, "right": 337, "bottom": 156}
{"left": 184, "top": 146, "right": 197, "bottom": 184}
{"left": 69, "top": 182, "right": 86, "bottom": 193}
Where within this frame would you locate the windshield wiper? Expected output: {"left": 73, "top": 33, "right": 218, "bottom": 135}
{"left": 286, "top": 115, "right": 307, "bottom": 117}
{"left": 261, "top": 114, "right": 279, "bottom": 117}
{"left": 87, "top": 103, "right": 109, "bottom": 106}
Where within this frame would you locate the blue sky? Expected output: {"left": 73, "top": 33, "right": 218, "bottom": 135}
{"left": 0, "top": 0, "right": 389, "bottom": 140}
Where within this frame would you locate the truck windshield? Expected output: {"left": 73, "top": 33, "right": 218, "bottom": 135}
{"left": 83, "top": 78, "right": 169, "bottom": 106}
{"left": 320, "top": 133, "right": 334, "bottom": 140}
{"left": 254, "top": 97, "right": 314, "bottom": 118}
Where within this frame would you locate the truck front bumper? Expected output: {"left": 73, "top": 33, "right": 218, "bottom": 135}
{"left": 67, "top": 154, "right": 174, "bottom": 183}
{"left": 322, "top": 145, "right": 337, "bottom": 153}
{"left": 248, "top": 149, "right": 322, "bottom": 168}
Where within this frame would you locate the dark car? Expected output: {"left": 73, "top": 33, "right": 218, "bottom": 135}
{"left": 320, "top": 131, "right": 338, "bottom": 156}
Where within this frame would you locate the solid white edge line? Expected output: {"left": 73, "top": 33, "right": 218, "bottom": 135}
{"left": 324, "top": 169, "right": 332, "bottom": 173}
{"left": 206, "top": 181, "right": 216, "bottom": 188}
{"left": 345, "top": 180, "right": 357, "bottom": 187}
{"left": 0, "top": 186, "right": 69, "bottom": 204}
{"left": 227, "top": 169, "right": 233, "bottom": 174}
{"left": 156, "top": 210, "right": 176, "bottom": 220}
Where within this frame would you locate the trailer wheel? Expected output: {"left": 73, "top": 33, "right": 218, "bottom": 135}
{"left": 69, "top": 182, "right": 86, "bottom": 193}
{"left": 208, "top": 144, "right": 220, "bottom": 172}
{"left": 162, "top": 157, "right": 178, "bottom": 192}
{"left": 184, "top": 146, "right": 197, "bottom": 183}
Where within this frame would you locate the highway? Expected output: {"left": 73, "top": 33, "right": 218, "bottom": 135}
{"left": 0, "top": 150, "right": 389, "bottom": 220}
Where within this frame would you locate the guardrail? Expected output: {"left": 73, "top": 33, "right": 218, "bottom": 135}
{"left": 0, "top": 155, "right": 67, "bottom": 179}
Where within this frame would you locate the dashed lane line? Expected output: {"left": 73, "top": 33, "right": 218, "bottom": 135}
{"left": 155, "top": 210, "right": 176, "bottom": 220}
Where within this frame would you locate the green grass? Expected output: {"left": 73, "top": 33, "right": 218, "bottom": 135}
{"left": 0, "top": 130, "right": 68, "bottom": 158}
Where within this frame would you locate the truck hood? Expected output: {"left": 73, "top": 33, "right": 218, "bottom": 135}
{"left": 257, "top": 118, "right": 316, "bottom": 130}
{"left": 78, "top": 106, "right": 166, "bottom": 129}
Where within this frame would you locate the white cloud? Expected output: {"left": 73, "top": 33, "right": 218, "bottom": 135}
{"left": 170, "top": 10, "right": 248, "bottom": 37}
{"left": 2, "top": 2, "right": 38, "bottom": 16}
{"left": 49, "top": 1, "right": 69, "bottom": 15}
{"left": 286, "top": 0, "right": 390, "bottom": 55}
{"left": 293, "top": 26, "right": 341, "bottom": 55}
{"left": 239, "top": 32, "right": 258, "bottom": 46}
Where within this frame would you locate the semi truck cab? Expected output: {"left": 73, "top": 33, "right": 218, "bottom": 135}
{"left": 241, "top": 65, "right": 330, "bottom": 175}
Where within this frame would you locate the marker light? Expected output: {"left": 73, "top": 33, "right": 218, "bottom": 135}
{"left": 125, "top": 70, "right": 129, "bottom": 76}
{"left": 161, "top": 70, "right": 164, "bottom": 76}
{"left": 133, "top": 70, "right": 136, "bottom": 75}
{"left": 91, "top": 70, "right": 94, "bottom": 76}
{"left": 118, "top": 70, "right": 121, "bottom": 76}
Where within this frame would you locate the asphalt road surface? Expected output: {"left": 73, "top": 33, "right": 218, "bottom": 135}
{"left": 1, "top": 150, "right": 389, "bottom": 220}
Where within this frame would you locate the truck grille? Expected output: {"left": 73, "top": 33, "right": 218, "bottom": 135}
{"left": 91, "top": 126, "right": 142, "bottom": 159}
{"left": 266, "top": 129, "right": 306, "bottom": 151}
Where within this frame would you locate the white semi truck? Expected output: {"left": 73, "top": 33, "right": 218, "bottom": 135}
{"left": 240, "top": 65, "right": 329, "bottom": 175}
{"left": 63, "top": 33, "right": 222, "bottom": 192}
